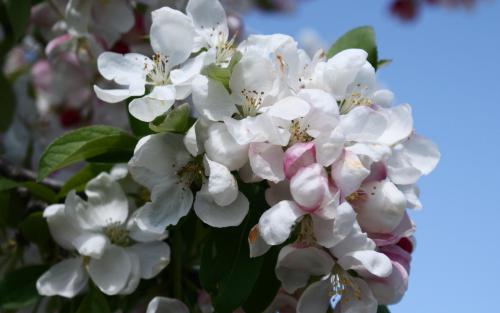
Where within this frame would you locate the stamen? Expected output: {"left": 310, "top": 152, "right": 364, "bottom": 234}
{"left": 146, "top": 53, "right": 170, "bottom": 85}
{"left": 215, "top": 33, "right": 236, "bottom": 65}
{"left": 339, "top": 84, "right": 373, "bottom": 114}
{"left": 176, "top": 159, "right": 204, "bottom": 187}
{"left": 239, "top": 89, "right": 264, "bottom": 117}
{"left": 104, "top": 222, "right": 130, "bottom": 247}
{"left": 289, "top": 119, "right": 313, "bottom": 145}
{"left": 329, "top": 265, "right": 362, "bottom": 304}
{"left": 296, "top": 215, "right": 316, "bottom": 246}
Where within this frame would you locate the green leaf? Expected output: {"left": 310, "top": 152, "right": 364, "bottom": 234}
{"left": 19, "top": 212, "right": 51, "bottom": 251}
{"left": 58, "top": 163, "right": 112, "bottom": 198}
{"left": 200, "top": 183, "right": 268, "bottom": 313}
{"left": 76, "top": 284, "right": 111, "bottom": 313}
{"left": 202, "top": 51, "right": 242, "bottom": 91}
{"left": 0, "top": 72, "right": 15, "bottom": 131}
{"left": 378, "top": 59, "right": 393, "bottom": 69}
{"left": 128, "top": 110, "right": 155, "bottom": 137}
{"left": 377, "top": 305, "right": 391, "bottom": 313}
{"left": 21, "top": 181, "right": 58, "bottom": 203}
{"left": 149, "top": 103, "right": 191, "bottom": 133}
{"left": 327, "top": 26, "right": 378, "bottom": 70}
{"left": 37, "top": 125, "right": 137, "bottom": 181}
{"left": 0, "top": 176, "right": 18, "bottom": 191}
{"left": 242, "top": 246, "right": 281, "bottom": 313}
{"left": 0, "top": 265, "right": 49, "bottom": 310}
{"left": 4, "top": 0, "right": 30, "bottom": 42}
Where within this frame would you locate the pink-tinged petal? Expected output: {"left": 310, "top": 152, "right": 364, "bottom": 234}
{"left": 313, "top": 202, "right": 356, "bottom": 248}
{"left": 337, "top": 250, "right": 392, "bottom": 278}
{"left": 296, "top": 279, "right": 332, "bottom": 313}
{"left": 369, "top": 213, "right": 415, "bottom": 247}
{"left": 355, "top": 180, "right": 407, "bottom": 234}
{"left": 283, "top": 142, "right": 316, "bottom": 179}
{"left": 276, "top": 245, "right": 334, "bottom": 293}
{"left": 340, "top": 277, "right": 378, "bottom": 313}
{"left": 378, "top": 244, "right": 412, "bottom": 273}
{"left": 290, "top": 163, "right": 328, "bottom": 211}
{"left": 368, "top": 261, "right": 409, "bottom": 305}
{"left": 331, "top": 150, "right": 370, "bottom": 198}
{"left": 249, "top": 142, "right": 285, "bottom": 183}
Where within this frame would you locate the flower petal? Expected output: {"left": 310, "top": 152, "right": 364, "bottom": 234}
{"left": 146, "top": 297, "right": 190, "bottom": 313}
{"left": 204, "top": 156, "right": 238, "bottom": 206}
{"left": 338, "top": 250, "right": 392, "bottom": 278}
{"left": 313, "top": 202, "right": 357, "bottom": 248}
{"left": 119, "top": 249, "right": 141, "bottom": 295}
{"left": 296, "top": 279, "right": 332, "bottom": 313}
{"left": 37, "top": 258, "right": 88, "bottom": 298}
{"left": 377, "top": 104, "right": 413, "bottom": 146}
{"left": 204, "top": 123, "right": 249, "bottom": 171}
{"left": 258, "top": 200, "right": 305, "bottom": 245}
{"left": 194, "top": 184, "right": 249, "bottom": 228}
{"left": 283, "top": 142, "right": 316, "bottom": 179}
{"left": 276, "top": 245, "right": 334, "bottom": 293}
{"left": 150, "top": 7, "right": 194, "bottom": 66}
{"left": 96, "top": 52, "right": 148, "bottom": 86}
{"left": 331, "top": 150, "right": 370, "bottom": 197}
{"left": 136, "top": 183, "right": 194, "bottom": 233}
{"left": 88, "top": 245, "right": 132, "bottom": 295}
{"left": 192, "top": 75, "right": 235, "bottom": 121}
{"left": 129, "top": 242, "right": 171, "bottom": 279}
{"left": 248, "top": 225, "right": 272, "bottom": 258}
{"left": 249, "top": 142, "right": 285, "bottom": 183}
{"left": 339, "top": 106, "right": 387, "bottom": 143}
{"left": 186, "top": 0, "right": 228, "bottom": 47}
{"left": 72, "top": 232, "right": 108, "bottom": 258}
{"left": 290, "top": 163, "right": 328, "bottom": 210}
{"left": 267, "top": 96, "right": 310, "bottom": 121}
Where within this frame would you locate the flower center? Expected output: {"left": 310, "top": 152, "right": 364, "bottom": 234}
{"left": 289, "top": 119, "right": 313, "bottom": 145}
{"left": 215, "top": 35, "right": 235, "bottom": 65}
{"left": 339, "top": 84, "right": 373, "bottom": 114}
{"left": 104, "top": 222, "right": 130, "bottom": 247}
{"left": 329, "top": 265, "right": 362, "bottom": 306}
{"left": 238, "top": 89, "right": 264, "bottom": 117}
{"left": 146, "top": 53, "right": 170, "bottom": 85}
{"left": 296, "top": 215, "right": 316, "bottom": 246}
{"left": 176, "top": 159, "right": 204, "bottom": 187}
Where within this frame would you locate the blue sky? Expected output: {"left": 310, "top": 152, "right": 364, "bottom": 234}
{"left": 246, "top": 1, "right": 500, "bottom": 312}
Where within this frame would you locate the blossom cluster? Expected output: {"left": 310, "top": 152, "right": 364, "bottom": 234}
{"left": 33, "top": 0, "right": 440, "bottom": 311}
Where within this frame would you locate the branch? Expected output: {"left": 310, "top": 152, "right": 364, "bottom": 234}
{"left": 0, "top": 157, "right": 63, "bottom": 191}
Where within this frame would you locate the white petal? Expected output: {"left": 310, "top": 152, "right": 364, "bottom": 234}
{"left": 88, "top": 245, "right": 132, "bottom": 295}
{"left": 401, "top": 135, "right": 440, "bottom": 175}
{"left": 314, "top": 127, "right": 345, "bottom": 167}
{"left": 296, "top": 279, "right": 332, "bottom": 313}
{"left": 373, "top": 89, "right": 394, "bottom": 108}
{"left": 136, "top": 183, "right": 194, "bottom": 233}
{"left": 119, "top": 249, "right": 141, "bottom": 295}
{"left": 129, "top": 242, "right": 171, "bottom": 279}
{"left": 127, "top": 213, "right": 168, "bottom": 243}
{"left": 194, "top": 184, "right": 249, "bottom": 227}
{"left": 204, "top": 123, "right": 249, "bottom": 171}
{"left": 339, "top": 106, "right": 387, "bottom": 143}
{"left": 94, "top": 85, "right": 144, "bottom": 103}
{"left": 377, "top": 104, "right": 413, "bottom": 146}
{"left": 330, "top": 222, "right": 375, "bottom": 258}
{"left": 248, "top": 225, "right": 271, "bottom": 258}
{"left": 129, "top": 133, "right": 192, "bottom": 190}
{"left": 187, "top": 0, "right": 228, "bottom": 47}
{"left": 96, "top": 52, "right": 148, "bottom": 86}
{"left": 224, "top": 115, "right": 287, "bottom": 146}
{"left": 338, "top": 250, "right": 392, "bottom": 278}
{"left": 170, "top": 52, "right": 206, "bottom": 87}
{"left": 297, "top": 88, "right": 339, "bottom": 136}
{"left": 290, "top": 163, "right": 328, "bottom": 210}
{"left": 150, "top": 7, "right": 194, "bottom": 66}
{"left": 340, "top": 277, "right": 378, "bottom": 313}
{"left": 147, "top": 297, "right": 190, "bottom": 313}
{"left": 331, "top": 150, "right": 370, "bottom": 197}
{"left": 43, "top": 203, "right": 84, "bottom": 250}
{"left": 313, "top": 202, "right": 356, "bottom": 248}
{"left": 265, "top": 181, "right": 292, "bottom": 206}
{"left": 398, "top": 184, "right": 422, "bottom": 209}
{"left": 356, "top": 180, "right": 407, "bottom": 234}
{"left": 267, "top": 96, "right": 310, "bottom": 121}
{"left": 276, "top": 245, "right": 334, "bottom": 293}
{"left": 249, "top": 142, "right": 285, "bottom": 183}
{"left": 72, "top": 233, "right": 108, "bottom": 258}
{"left": 192, "top": 75, "right": 235, "bottom": 121}
{"left": 37, "top": 258, "right": 88, "bottom": 298}
{"left": 129, "top": 86, "right": 176, "bottom": 122}
{"left": 83, "top": 173, "right": 129, "bottom": 228}
{"left": 258, "top": 201, "right": 305, "bottom": 245}
{"left": 204, "top": 156, "right": 238, "bottom": 206}
{"left": 324, "top": 49, "right": 369, "bottom": 98}
{"left": 346, "top": 143, "right": 391, "bottom": 163}
{"left": 368, "top": 261, "right": 408, "bottom": 305}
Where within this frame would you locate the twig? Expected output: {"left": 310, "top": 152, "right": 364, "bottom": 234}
{"left": 0, "top": 157, "right": 63, "bottom": 191}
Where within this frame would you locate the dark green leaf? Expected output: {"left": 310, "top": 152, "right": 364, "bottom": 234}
{"left": 76, "top": 284, "right": 111, "bottom": 313}
{"left": 242, "top": 246, "right": 281, "bottom": 313}
{"left": 58, "top": 163, "right": 112, "bottom": 198}
{"left": 378, "top": 59, "right": 393, "bottom": 69}
{"left": 0, "top": 72, "right": 15, "bottom": 131}
{"left": 19, "top": 212, "right": 51, "bottom": 251}
{"left": 149, "top": 103, "right": 191, "bottom": 133}
{"left": 327, "top": 26, "right": 378, "bottom": 69}
{"left": 21, "top": 181, "right": 58, "bottom": 203}
{"left": 0, "top": 265, "right": 49, "bottom": 310}
{"left": 37, "top": 125, "right": 137, "bottom": 181}
{"left": 0, "top": 176, "right": 18, "bottom": 191}
{"left": 377, "top": 305, "right": 391, "bottom": 313}
{"left": 200, "top": 183, "right": 268, "bottom": 313}
{"left": 128, "top": 110, "right": 155, "bottom": 137}
{"left": 4, "top": 0, "right": 30, "bottom": 42}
